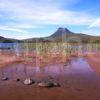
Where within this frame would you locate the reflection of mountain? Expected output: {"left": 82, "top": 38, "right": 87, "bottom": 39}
{"left": 0, "top": 27, "right": 100, "bottom": 43}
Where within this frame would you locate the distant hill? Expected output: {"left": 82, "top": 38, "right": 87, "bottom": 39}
{"left": 0, "top": 36, "right": 20, "bottom": 43}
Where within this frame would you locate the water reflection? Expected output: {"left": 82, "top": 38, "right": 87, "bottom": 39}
{"left": 0, "top": 57, "right": 99, "bottom": 82}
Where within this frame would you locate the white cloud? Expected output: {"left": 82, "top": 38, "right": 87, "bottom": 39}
{"left": 0, "top": 0, "right": 94, "bottom": 26}
{"left": 89, "top": 18, "right": 100, "bottom": 28}
{"left": 9, "top": 24, "right": 39, "bottom": 29}
{"left": 0, "top": 25, "right": 28, "bottom": 33}
{"left": 0, "top": 32, "right": 34, "bottom": 39}
{"left": 9, "top": 34, "right": 34, "bottom": 40}
{"left": 81, "top": 28, "right": 100, "bottom": 36}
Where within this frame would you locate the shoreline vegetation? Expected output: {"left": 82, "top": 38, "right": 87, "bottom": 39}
{"left": 0, "top": 42, "right": 100, "bottom": 68}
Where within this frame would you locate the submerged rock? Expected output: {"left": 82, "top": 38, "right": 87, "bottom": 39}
{"left": 53, "top": 82, "right": 61, "bottom": 87}
{"left": 38, "top": 81, "right": 60, "bottom": 88}
{"left": 38, "top": 81, "right": 54, "bottom": 88}
{"left": 1, "top": 77, "right": 9, "bottom": 81}
{"left": 13, "top": 78, "right": 20, "bottom": 82}
{"left": 23, "top": 78, "right": 34, "bottom": 85}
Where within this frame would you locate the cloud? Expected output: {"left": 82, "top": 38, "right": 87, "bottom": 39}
{"left": 88, "top": 18, "right": 100, "bottom": 28}
{"left": 9, "top": 34, "right": 34, "bottom": 40}
{"left": 8, "top": 24, "right": 39, "bottom": 29}
{"left": 0, "top": 25, "right": 28, "bottom": 33}
{"left": 80, "top": 28, "right": 100, "bottom": 36}
{"left": 0, "top": 32, "right": 34, "bottom": 39}
{"left": 0, "top": 0, "right": 94, "bottom": 25}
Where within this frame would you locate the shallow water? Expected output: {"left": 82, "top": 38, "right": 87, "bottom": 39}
{"left": 0, "top": 57, "right": 100, "bottom": 100}
{"left": 0, "top": 57, "right": 99, "bottom": 81}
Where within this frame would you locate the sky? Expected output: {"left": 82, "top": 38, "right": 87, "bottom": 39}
{"left": 0, "top": 0, "right": 100, "bottom": 39}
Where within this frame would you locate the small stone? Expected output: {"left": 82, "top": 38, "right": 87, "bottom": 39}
{"left": 23, "top": 78, "right": 33, "bottom": 85}
{"left": 13, "top": 78, "right": 20, "bottom": 82}
{"left": 53, "top": 82, "right": 61, "bottom": 87}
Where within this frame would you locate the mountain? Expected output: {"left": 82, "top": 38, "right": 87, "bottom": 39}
{"left": 0, "top": 27, "right": 100, "bottom": 43}
{"left": 22, "top": 27, "right": 77, "bottom": 42}
{"left": 46, "top": 27, "right": 93, "bottom": 43}
{"left": 50, "top": 27, "right": 74, "bottom": 38}
{"left": 48, "top": 27, "right": 100, "bottom": 43}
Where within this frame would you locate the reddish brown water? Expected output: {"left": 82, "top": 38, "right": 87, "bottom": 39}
{"left": 0, "top": 57, "right": 100, "bottom": 100}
